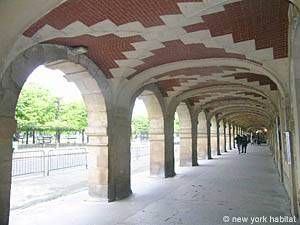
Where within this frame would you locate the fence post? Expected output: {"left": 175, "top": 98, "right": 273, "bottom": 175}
{"left": 42, "top": 150, "right": 46, "bottom": 176}
{"left": 46, "top": 150, "right": 50, "bottom": 176}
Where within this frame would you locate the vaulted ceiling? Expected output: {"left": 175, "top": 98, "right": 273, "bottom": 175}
{"left": 9, "top": 0, "right": 291, "bottom": 130}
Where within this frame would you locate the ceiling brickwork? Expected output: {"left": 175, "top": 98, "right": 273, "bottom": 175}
{"left": 19, "top": 0, "right": 287, "bottom": 129}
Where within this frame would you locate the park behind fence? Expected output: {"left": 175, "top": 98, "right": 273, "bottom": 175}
{"left": 11, "top": 140, "right": 177, "bottom": 177}
{"left": 12, "top": 147, "right": 88, "bottom": 177}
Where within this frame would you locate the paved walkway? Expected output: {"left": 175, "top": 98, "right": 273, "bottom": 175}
{"left": 10, "top": 145, "right": 298, "bottom": 225}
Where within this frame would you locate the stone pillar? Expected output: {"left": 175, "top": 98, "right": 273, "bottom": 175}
{"left": 65, "top": 72, "right": 111, "bottom": 200}
{"left": 197, "top": 112, "right": 207, "bottom": 159}
{"left": 219, "top": 121, "right": 224, "bottom": 153}
{"left": 164, "top": 114, "right": 175, "bottom": 177}
{"left": 149, "top": 114, "right": 165, "bottom": 176}
{"left": 191, "top": 112, "right": 199, "bottom": 166}
{"left": 87, "top": 131, "right": 109, "bottom": 198}
{"left": 81, "top": 93, "right": 110, "bottom": 199}
{"left": 224, "top": 123, "right": 227, "bottom": 152}
{"left": 177, "top": 103, "right": 193, "bottom": 167}
{"left": 233, "top": 126, "right": 236, "bottom": 149}
{"left": 108, "top": 108, "right": 132, "bottom": 201}
{"left": 226, "top": 124, "right": 230, "bottom": 150}
{"left": 216, "top": 121, "right": 221, "bottom": 155}
{"left": 210, "top": 117, "right": 218, "bottom": 156}
{"left": 141, "top": 94, "right": 166, "bottom": 177}
{"left": 207, "top": 120, "right": 212, "bottom": 159}
{"left": 228, "top": 124, "right": 232, "bottom": 150}
{"left": 0, "top": 117, "right": 17, "bottom": 225}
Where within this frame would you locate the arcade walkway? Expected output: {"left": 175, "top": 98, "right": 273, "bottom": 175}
{"left": 10, "top": 145, "right": 296, "bottom": 225}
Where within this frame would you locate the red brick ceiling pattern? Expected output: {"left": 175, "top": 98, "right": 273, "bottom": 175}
{"left": 222, "top": 73, "right": 278, "bottom": 90}
{"left": 23, "top": 0, "right": 200, "bottom": 37}
{"left": 153, "top": 66, "right": 249, "bottom": 80}
{"left": 158, "top": 80, "right": 233, "bottom": 97}
{"left": 47, "top": 34, "right": 145, "bottom": 78}
{"left": 22, "top": 0, "right": 289, "bottom": 80}
{"left": 191, "top": 93, "right": 265, "bottom": 105}
{"left": 184, "top": 0, "right": 289, "bottom": 59}
{"left": 128, "top": 40, "right": 246, "bottom": 79}
{"left": 158, "top": 74, "right": 277, "bottom": 97}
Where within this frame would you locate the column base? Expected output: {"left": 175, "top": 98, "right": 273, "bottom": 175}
{"left": 179, "top": 161, "right": 193, "bottom": 167}
{"left": 165, "top": 170, "right": 176, "bottom": 178}
{"left": 88, "top": 184, "right": 108, "bottom": 199}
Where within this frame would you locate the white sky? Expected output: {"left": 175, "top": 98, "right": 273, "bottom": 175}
{"left": 25, "top": 65, "right": 147, "bottom": 116}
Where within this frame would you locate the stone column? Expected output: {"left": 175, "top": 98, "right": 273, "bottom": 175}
{"left": 226, "top": 124, "right": 230, "bottom": 150}
{"left": 228, "top": 124, "right": 232, "bottom": 150}
{"left": 87, "top": 131, "right": 109, "bottom": 198}
{"left": 216, "top": 121, "right": 221, "bottom": 155}
{"left": 141, "top": 94, "right": 166, "bottom": 177}
{"left": 65, "top": 71, "right": 111, "bottom": 200}
{"left": 219, "top": 121, "right": 224, "bottom": 153}
{"left": 191, "top": 112, "right": 199, "bottom": 166}
{"left": 177, "top": 104, "right": 193, "bottom": 167}
{"left": 224, "top": 123, "right": 227, "bottom": 152}
{"left": 210, "top": 117, "right": 218, "bottom": 156}
{"left": 197, "top": 112, "right": 207, "bottom": 159}
{"left": 164, "top": 114, "right": 175, "bottom": 177}
{"left": 0, "top": 117, "right": 17, "bottom": 225}
{"left": 149, "top": 114, "right": 165, "bottom": 176}
{"left": 233, "top": 126, "right": 236, "bottom": 149}
{"left": 108, "top": 108, "right": 132, "bottom": 201}
{"left": 207, "top": 120, "right": 212, "bottom": 159}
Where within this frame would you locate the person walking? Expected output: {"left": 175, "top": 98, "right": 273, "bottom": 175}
{"left": 241, "top": 135, "right": 248, "bottom": 153}
{"left": 235, "top": 134, "right": 242, "bottom": 154}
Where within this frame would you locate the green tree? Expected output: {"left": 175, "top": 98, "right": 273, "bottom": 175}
{"left": 16, "top": 84, "right": 88, "bottom": 144}
{"left": 132, "top": 116, "right": 150, "bottom": 137}
{"left": 16, "top": 84, "right": 57, "bottom": 131}
{"left": 60, "top": 102, "right": 88, "bottom": 131}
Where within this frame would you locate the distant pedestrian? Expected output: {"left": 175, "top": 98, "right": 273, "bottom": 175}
{"left": 241, "top": 135, "right": 248, "bottom": 153}
{"left": 235, "top": 134, "right": 242, "bottom": 154}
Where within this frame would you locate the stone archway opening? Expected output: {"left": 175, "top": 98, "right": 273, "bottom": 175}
{"left": 130, "top": 97, "right": 150, "bottom": 177}
{"left": 197, "top": 111, "right": 208, "bottom": 160}
{"left": 210, "top": 116, "right": 218, "bottom": 156}
{"left": 176, "top": 103, "right": 192, "bottom": 168}
{"left": 138, "top": 91, "right": 165, "bottom": 177}
{"left": 10, "top": 64, "right": 91, "bottom": 211}
{"left": 0, "top": 45, "right": 110, "bottom": 225}
{"left": 130, "top": 89, "right": 166, "bottom": 193}
{"left": 174, "top": 111, "right": 180, "bottom": 169}
{"left": 219, "top": 120, "right": 225, "bottom": 153}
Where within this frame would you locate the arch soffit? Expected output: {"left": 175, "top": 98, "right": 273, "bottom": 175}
{"left": 0, "top": 43, "right": 112, "bottom": 117}
{"left": 123, "top": 59, "right": 286, "bottom": 99}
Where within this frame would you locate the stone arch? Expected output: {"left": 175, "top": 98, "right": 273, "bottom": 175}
{"left": 219, "top": 120, "right": 225, "bottom": 153}
{"left": 210, "top": 116, "right": 218, "bottom": 156}
{"left": 225, "top": 122, "right": 231, "bottom": 150}
{"left": 176, "top": 102, "right": 192, "bottom": 166}
{"left": 0, "top": 44, "right": 112, "bottom": 224}
{"left": 197, "top": 111, "right": 207, "bottom": 160}
{"left": 138, "top": 90, "right": 165, "bottom": 177}
{"left": 120, "top": 59, "right": 287, "bottom": 102}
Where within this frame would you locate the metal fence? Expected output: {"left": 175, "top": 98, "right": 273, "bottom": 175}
{"left": 12, "top": 148, "right": 88, "bottom": 177}
{"left": 12, "top": 150, "right": 45, "bottom": 177}
{"left": 47, "top": 148, "right": 88, "bottom": 175}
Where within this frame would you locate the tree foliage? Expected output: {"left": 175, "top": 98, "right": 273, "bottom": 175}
{"left": 132, "top": 116, "right": 149, "bottom": 137}
{"left": 16, "top": 84, "right": 87, "bottom": 132}
{"left": 16, "top": 85, "right": 57, "bottom": 130}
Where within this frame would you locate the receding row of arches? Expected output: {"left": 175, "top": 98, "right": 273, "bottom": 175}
{"left": 0, "top": 44, "right": 246, "bottom": 208}
{"left": 0, "top": 43, "right": 291, "bottom": 225}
